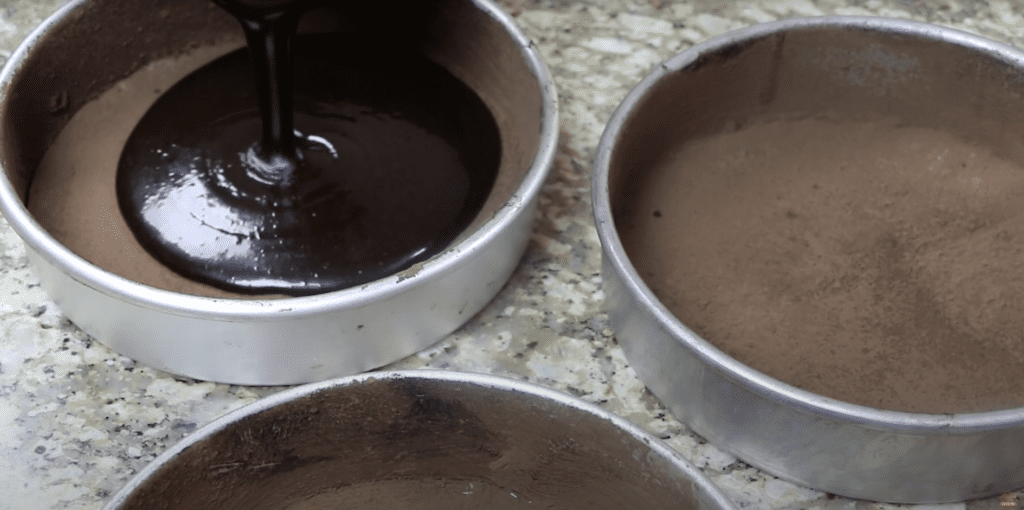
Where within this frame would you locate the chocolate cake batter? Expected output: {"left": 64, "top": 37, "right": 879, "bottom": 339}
{"left": 619, "top": 117, "right": 1024, "bottom": 414}
{"left": 116, "top": 0, "right": 500, "bottom": 295}
{"left": 28, "top": 5, "right": 500, "bottom": 298}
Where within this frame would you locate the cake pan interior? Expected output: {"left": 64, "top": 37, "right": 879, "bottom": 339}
{"left": 596, "top": 16, "right": 1024, "bottom": 503}
{"left": 103, "top": 371, "right": 738, "bottom": 510}
{"left": 2, "top": 0, "right": 542, "bottom": 296}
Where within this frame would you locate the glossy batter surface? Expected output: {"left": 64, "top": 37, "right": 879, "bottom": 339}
{"left": 118, "top": 33, "right": 499, "bottom": 295}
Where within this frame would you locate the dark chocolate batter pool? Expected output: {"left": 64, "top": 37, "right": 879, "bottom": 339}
{"left": 116, "top": 1, "right": 500, "bottom": 295}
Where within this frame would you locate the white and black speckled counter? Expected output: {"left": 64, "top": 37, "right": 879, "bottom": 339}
{"left": 0, "top": 1, "right": 1020, "bottom": 509}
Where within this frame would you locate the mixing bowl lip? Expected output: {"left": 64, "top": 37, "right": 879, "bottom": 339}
{"left": 0, "top": 0, "right": 559, "bottom": 321}
{"left": 101, "top": 369, "right": 739, "bottom": 510}
{"left": 593, "top": 15, "right": 1024, "bottom": 434}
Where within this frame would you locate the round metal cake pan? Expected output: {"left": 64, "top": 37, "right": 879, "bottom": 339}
{"left": 594, "top": 16, "right": 1024, "bottom": 504}
{"left": 0, "top": 0, "right": 557, "bottom": 384}
{"left": 101, "top": 370, "right": 737, "bottom": 510}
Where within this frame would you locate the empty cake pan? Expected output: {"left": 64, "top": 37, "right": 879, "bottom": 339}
{"left": 0, "top": 0, "right": 557, "bottom": 384}
{"left": 102, "top": 370, "right": 737, "bottom": 510}
{"left": 595, "top": 16, "right": 1024, "bottom": 503}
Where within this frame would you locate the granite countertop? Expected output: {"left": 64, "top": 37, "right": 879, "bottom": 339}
{"left": 0, "top": 1, "right": 1021, "bottom": 509}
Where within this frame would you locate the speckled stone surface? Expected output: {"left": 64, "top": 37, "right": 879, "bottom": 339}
{"left": 1, "top": 1, "right": 1023, "bottom": 509}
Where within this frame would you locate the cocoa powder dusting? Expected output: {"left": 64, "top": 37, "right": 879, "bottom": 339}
{"left": 27, "top": 42, "right": 257, "bottom": 299}
{"left": 284, "top": 478, "right": 551, "bottom": 510}
{"left": 620, "top": 117, "right": 1024, "bottom": 414}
